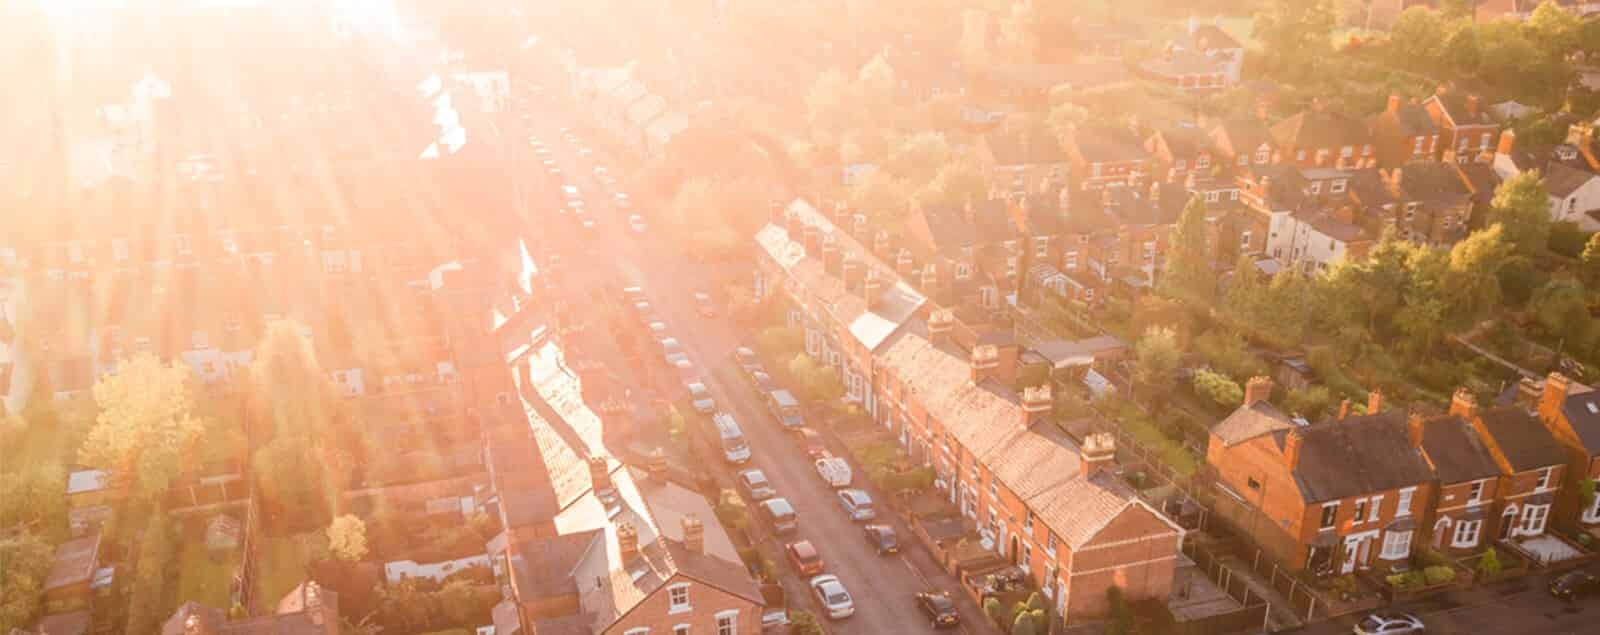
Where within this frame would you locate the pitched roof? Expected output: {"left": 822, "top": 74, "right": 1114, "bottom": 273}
{"left": 1281, "top": 412, "right": 1435, "bottom": 503}
{"left": 1475, "top": 406, "right": 1568, "bottom": 472}
{"left": 1071, "top": 128, "right": 1147, "bottom": 164}
{"left": 1369, "top": 102, "right": 1439, "bottom": 139}
{"left": 1429, "top": 91, "right": 1495, "bottom": 127}
{"left": 1153, "top": 126, "right": 1212, "bottom": 160}
{"left": 1271, "top": 110, "right": 1372, "bottom": 152}
{"left": 1180, "top": 24, "right": 1242, "bottom": 51}
{"left": 875, "top": 319, "right": 1168, "bottom": 549}
{"left": 1213, "top": 401, "right": 1293, "bottom": 447}
{"left": 1543, "top": 162, "right": 1599, "bottom": 197}
{"left": 1139, "top": 51, "right": 1229, "bottom": 77}
{"left": 1418, "top": 415, "right": 1502, "bottom": 484}
{"left": 1212, "top": 119, "right": 1273, "bottom": 156}
{"left": 45, "top": 532, "right": 100, "bottom": 591}
{"left": 984, "top": 128, "right": 1068, "bottom": 166}
{"left": 1562, "top": 390, "right": 1600, "bottom": 452}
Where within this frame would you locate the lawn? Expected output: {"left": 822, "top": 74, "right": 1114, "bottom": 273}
{"left": 175, "top": 537, "right": 241, "bottom": 610}
{"left": 253, "top": 531, "right": 324, "bottom": 611}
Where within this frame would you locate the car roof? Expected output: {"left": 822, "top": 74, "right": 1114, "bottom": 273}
{"left": 741, "top": 469, "right": 766, "bottom": 481}
{"left": 841, "top": 489, "right": 870, "bottom": 500}
{"left": 924, "top": 593, "right": 954, "bottom": 607}
{"left": 763, "top": 498, "right": 793, "bottom": 513}
{"left": 789, "top": 540, "right": 818, "bottom": 558}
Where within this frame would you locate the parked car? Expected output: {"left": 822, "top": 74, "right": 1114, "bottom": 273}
{"left": 687, "top": 382, "right": 715, "bottom": 414}
{"left": 1550, "top": 570, "right": 1600, "bottom": 601}
{"left": 759, "top": 497, "right": 797, "bottom": 534}
{"left": 760, "top": 609, "right": 789, "bottom": 634}
{"left": 621, "top": 286, "right": 646, "bottom": 305}
{"left": 767, "top": 389, "right": 805, "bottom": 428}
{"left": 734, "top": 346, "right": 764, "bottom": 375}
{"left": 634, "top": 301, "right": 658, "bottom": 324}
{"left": 713, "top": 413, "right": 752, "bottom": 464}
{"left": 614, "top": 192, "right": 632, "bottom": 208}
{"left": 646, "top": 321, "right": 669, "bottom": 341}
{"left": 738, "top": 469, "right": 776, "bottom": 501}
{"left": 915, "top": 591, "right": 960, "bottom": 629}
{"left": 792, "top": 427, "right": 827, "bottom": 459}
{"left": 694, "top": 291, "right": 717, "bottom": 317}
{"left": 815, "top": 456, "right": 852, "bottom": 488}
{"left": 1352, "top": 612, "right": 1424, "bottom": 634}
{"left": 628, "top": 214, "right": 647, "bottom": 234}
{"left": 785, "top": 540, "right": 824, "bottom": 576}
{"left": 659, "top": 337, "right": 687, "bottom": 365}
{"left": 809, "top": 574, "right": 855, "bottom": 620}
{"left": 836, "top": 489, "right": 876, "bottom": 521}
{"left": 863, "top": 525, "right": 898, "bottom": 555}
{"left": 750, "top": 370, "right": 776, "bottom": 394}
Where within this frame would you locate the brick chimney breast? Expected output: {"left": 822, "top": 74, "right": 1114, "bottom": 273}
{"left": 1367, "top": 390, "right": 1384, "bottom": 414}
{"left": 863, "top": 271, "right": 885, "bottom": 305}
{"left": 896, "top": 249, "right": 915, "bottom": 276}
{"left": 1448, "top": 387, "right": 1477, "bottom": 419}
{"left": 970, "top": 344, "right": 1000, "bottom": 383}
{"left": 1407, "top": 410, "right": 1425, "bottom": 449}
{"left": 1498, "top": 128, "right": 1517, "bottom": 156}
{"left": 647, "top": 450, "right": 669, "bottom": 484}
{"left": 1516, "top": 377, "right": 1541, "bottom": 411}
{"left": 1283, "top": 429, "right": 1304, "bottom": 470}
{"left": 821, "top": 239, "right": 841, "bottom": 275}
{"left": 617, "top": 522, "right": 639, "bottom": 563}
{"left": 928, "top": 308, "right": 955, "bottom": 345}
{"left": 1021, "top": 385, "right": 1052, "bottom": 428}
{"left": 681, "top": 515, "right": 704, "bottom": 554}
{"left": 1337, "top": 399, "right": 1351, "bottom": 421}
{"left": 1244, "top": 376, "right": 1273, "bottom": 406}
{"left": 588, "top": 456, "right": 613, "bottom": 492}
{"left": 1080, "top": 432, "right": 1117, "bottom": 477}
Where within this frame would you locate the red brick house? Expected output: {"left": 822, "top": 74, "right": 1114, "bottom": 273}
{"left": 1368, "top": 95, "right": 1441, "bottom": 168}
{"left": 1269, "top": 107, "right": 1376, "bottom": 169}
{"left": 1348, "top": 163, "right": 1474, "bottom": 248}
{"left": 1422, "top": 88, "right": 1500, "bottom": 164}
{"left": 1145, "top": 126, "right": 1216, "bottom": 184}
{"left": 1536, "top": 373, "right": 1600, "bottom": 537}
{"left": 877, "top": 313, "right": 1184, "bottom": 620}
{"left": 975, "top": 124, "right": 1071, "bottom": 194}
{"left": 1208, "top": 381, "right": 1435, "bottom": 575}
{"left": 1446, "top": 389, "right": 1569, "bottom": 545}
{"left": 1208, "top": 118, "right": 1277, "bottom": 170}
{"left": 1407, "top": 410, "right": 1503, "bottom": 555}
{"left": 1062, "top": 127, "right": 1148, "bottom": 191}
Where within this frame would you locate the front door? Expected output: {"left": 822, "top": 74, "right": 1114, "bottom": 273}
{"left": 1355, "top": 536, "right": 1372, "bottom": 569}
{"left": 1341, "top": 538, "right": 1360, "bottom": 574}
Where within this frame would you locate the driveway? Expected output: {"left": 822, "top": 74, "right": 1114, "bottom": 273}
{"left": 519, "top": 89, "right": 990, "bottom": 634}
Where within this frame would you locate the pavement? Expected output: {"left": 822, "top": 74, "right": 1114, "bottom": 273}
{"left": 1292, "top": 565, "right": 1600, "bottom": 635}
{"left": 518, "top": 82, "right": 991, "bottom": 634}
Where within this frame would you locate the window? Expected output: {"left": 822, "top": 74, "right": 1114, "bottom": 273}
{"left": 1034, "top": 238, "right": 1049, "bottom": 258}
{"left": 1230, "top": 190, "right": 1239, "bottom": 201}
{"left": 1315, "top": 149, "right": 1329, "bottom": 164}
{"left": 1479, "top": 132, "right": 1491, "bottom": 148}
{"left": 625, "top": 629, "right": 650, "bottom": 635}
{"left": 1585, "top": 488, "right": 1600, "bottom": 523}
{"left": 1046, "top": 531, "right": 1057, "bottom": 555}
{"left": 1452, "top": 519, "right": 1482, "bottom": 548}
{"left": 1239, "top": 230, "right": 1253, "bottom": 249}
{"left": 1352, "top": 499, "right": 1368, "bottom": 523}
{"left": 1469, "top": 480, "right": 1485, "bottom": 504}
{"left": 1340, "top": 146, "right": 1353, "bottom": 159}
{"left": 1537, "top": 467, "right": 1554, "bottom": 490}
{"left": 1380, "top": 530, "right": 1412, "bottom": 560}
{"left": 1020, "top": 542, "right": 1033, "bottom": 573}
{"left": 1239, "top": 154, "right": 1251, "bottom": 166}
{"left": 1024, "top": 510, "right": 1034, "bottom": 534}
{"left": 1412, "top": 137, "right": 1425, "bottom": 155}
{"left": 955, "top": 263, "right": 972, "bottom": 280}
{"left": 1368, "top": 495, "right": 1382, "bottom": 522}
{"left": 1320, "top": 503, "right": 1338, "bottom": 529}
{"left": 1247, "top": 476, "right": 1262, "bottom": 491}
{"left": 1362, "top": 144, "right": 1374, "bottom": 156}
{"left": 675, "top": 626, "right": 690, "bottom": 635}
{"left": 1309, "top": 181, "right": 1321, "bottom": 195}
{"left": 1064, "top": 251, "right": 1079, "bottom": 271}
{"left": 1176, "top": 159, "right": 1187, "bottom": 170}
{"left": 668, "top": 583, "right": 690, "bottom": 613}
{"left": 716, "top": 610, "right": 738, "bottom": 635}
{"left": 1330, "top": 179, "right": 1346, "bottom": 194}
{"left": 1397, "top": 487, "right": 1415, "bottom": 517}
{"left": 1143, "top": 240, "right": 1156, "bottom": 262}
{"left": 1197, "top": 155, "right": 1210, "bottom": 169}
{"left": 1520, "top": 504, "right": 1550, "bottom": 535}
{"left": 1205, "top": 190, "right": 1220, "bottom": 202}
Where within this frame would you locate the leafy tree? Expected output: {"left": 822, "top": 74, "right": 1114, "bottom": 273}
{"left": 1010, "top": 615, "right": 1038, "bottom": 635}
{"left": 1046, "top": 101, "right": 1088, "bottom": 143}
{"left": 253, "top": 435, "right": 333, "bottom": 528}
{"left": 1161, "top": 196, "right": 1217, "bottom": 305}
{"left": 850, "top": 170, "right": 914, "bottom": 229}
{"left": 378, "top": 577, "right": 435, "bottom": 631}
{"left": 1133, "top": 327, "right": 1182, "bottom": 392}
{"left": 1194, "top": 331, "right": 1269, "bottom": 381}
{"left": 1477, "top": 548, "right": 1502, "bottom": 578}
{"left": 914, "top": 160, "right": 989, "bottom": 208}
{"left": 714, "top": 489, "right": 749, "bottom": 531}
{"left": 1442, "top": 226, "right": 1512, "bottom": 326}
{"left": 125, "top": 515, "right": 174, "bottom": 635}
{"left": 1388, "top": 7, "right": 1447, "bottom": 69}
{"left": 805, "top": 69, "right": 858, "bottom": 144}
{"left": 436, "top": 579, "right": 498, "bottom": 626}
{"left": 983, "top": 596, "right": 1004, "bottom": 626}
{"left": 0, "top": 466, "right": 65, "bottom": 535}
{"left": 757, "top": 326, "right": 803, "bottom": 358}
{"left": 78, "top": 354, "right": 208, "bottom": 498}
{"left": 1253, "top": 0, "right": 1336, "bottom": 82}
{"left": 1441, "top": 23, "right": 1482, "bottom": 75}
{"left": 1580, "top": 232, "right": 1600, "bottom": 286}
{"left": 886, "top": 132, "right": 951, "bottom": 183}
{"left": 250, "top": 320, "right": 342, "bottom": 440}
{"left": 1222, "top": 256, "right": 1268, "bottom": 327}
{"left": 1192, "top": 369, "right": 1245, "bottom": 410}
{"left": 1528, "top": 278, "right": 1595, "bottom": 345}
{"left": 788, "top": 609, "right": 825, "bottom": 635}
{"left": 857, "top": 53, "right": 899, "bottom": 115}
{"left": 788, "top": 354, "right": 845, "bottom": 407}
{"left": 1284, "top": 386, "right": 1336, "bottom": 421}
{"left": 1318, "top": 230, "right": 1416, "bottom": 335}
{"left": 1526, "top": 1, "right": 1581, "bottom": 55}
{"left": 327, "top": 514, "right": 369, "bottom": 562}
{"left": 0, "top": 533, "right": 52, "bottom": 632}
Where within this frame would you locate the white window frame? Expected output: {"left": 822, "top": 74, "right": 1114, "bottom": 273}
{"left": 625, "top": 629, "right": 650, "bottom": 635}
{"left": 1034, "top": 237, "right": 1049, "bottom": 258}
{"left": 1240, "top": 231, "right": 1252, "bottom": 248}
{"left": 1330, "top": 179, "right": 1347, "bottom": 194}
{"left": 1536, "top": 467, "right": 1554, "bottom": 491}
{"left": 674, "top": 625, "right": 690, "bottom": 635}
{"left": 1368, "top": 495, "right": 1382, "bottom": 522}
{"left": 1320, "top": 502, "right": 1339, "bottom": 529}
{"left": 1064, "top": 251, "right": 1078, "bottom": 271}
{"left": 1352, "top": 499, "right": 1367, "bottom": 524}
{"left": 1520, "top": 504, "right": 1550, "bottom": 536}
{"left": 1396, "top": 487, "right": 1415, "bottom": 518}
{"left": 1380, "top": 530, "right": 1412, "bottom": 560}
{"left": 955, "top": 263, "right": 973, "bottom": 280}
{"left": 1196, "top": 154, "right": 1210, "bottom": 169}
{"left": 1340, "top": 146, "right": 1353, "bottom": 159}
{"left": 1584, "top": 488, "right": 1600, "bottom": 523}
{"left": 1452, "top": 519, "right": 1482, "bottom": 548}
{"left": 1412, "top": 137, "right": 1425, "bottom": 155}
{"left": 1206, "top": 190, "right": 1220, "bottom": 203}
{"left": 667, "top": 582, "right": 691, "bottom": 614}
{"left": 716, "top": 609, "right": 739, "bottom": 635}
{"left": 1239, "top": 154, "right": 1251, "bottom": 166}
{"left": 1255, "top": 148, "right": 1269, "bottom": 164}
{"left": 1175, "top": 159, "right": 1187, "bottom": 170}
{"left": 1309, "top": 181, "right": 1321, "bottom": 195}
{"left": 1469, "top": 480, "right": 1485, "bottom": 504}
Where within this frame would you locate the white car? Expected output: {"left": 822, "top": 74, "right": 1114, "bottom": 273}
{"left": 688, "top": 382, "right": 716, "bottom": 414}
{"left": 593, "top": 166, "right": 609, "bottom": 179}
{"left": 614, "top": 192, "right": 632, "bottom": 208}
{"left": 628, "top": 215, "right": 647, "bottom": 234}
{"left": 809, "top": 574, "right": 855, "bottom": 620}
{"left": 1352, "top": 612, "right": 1424, "bottom": 635}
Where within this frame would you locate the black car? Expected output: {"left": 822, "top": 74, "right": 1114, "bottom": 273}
{"left": 915, "top": 591, "right": 960, "bottom": 629}
{"left": 1550, "top": 570, "right": 1600, "bottom": 601}
{"left": 863, "top": 524, "right": 898, "bottom": 555}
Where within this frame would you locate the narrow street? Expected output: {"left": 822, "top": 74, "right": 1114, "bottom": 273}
{"left": 1294, "top": 566, "right": 1600, "bottom": 635}
{"left": 522, "top": 91, "right": 989, "bottom": 633}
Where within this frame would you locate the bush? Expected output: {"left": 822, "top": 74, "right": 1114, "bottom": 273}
{"left": 715, "top": 489, "right": 749, "bottom": 532}
{"left": 983, "top": 597, "right": 1003, "bottom": 626}
{"left": 1282, "top": 386, "right": 1336, "bottom": 421}
{"left": 788, "top": 610, "right": 825, "bottom": 635}
{"left": 1192, "top": 369, "right": 1244, "bottom": 409}
{"left": 1385, "top": 571, "right": 1426, "bottom": 589}
{"left": 1477, "top": 548, "right": 1502, "bottom": 578}
{"left": 1423, "top": 565, "right": 1456, "bottom": 585}
{"left": 1549, "top": 222, "right": 1593, "bottom": 259}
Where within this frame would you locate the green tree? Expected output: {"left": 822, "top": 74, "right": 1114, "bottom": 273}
{"left": 1284, "top": 386, "right": 1336, "bottom": 420}
{"left": 1161, "top": 196, "right": 1217, "bottom": 305}
{"left": 1133, "top": 327, "right": 1182, "bottom": 392}
{"left": 857, "top": 53, "right": 899, "bottom": 116}
{"left": 1441, "top": 22, "right": 1482, "bottom": 75}
{"left": 805, "top": 69, "right": 857, "bottom": 145}
{"left": 850, "top": 170, "right": 914, "bottom": 229}
{"left": 1528, "top": 278, "right": 1595, "bottom": 346}
{"left": 1477, "top": 548, "right": 1502, "bottom": 578}
{"left": 715, "top": 489, "right": 749, "bottom": 531}
{"left": 1444, "top": 226, "right": 1512, "bottom": 325}
{"left": 788, "top": 354, "right": 846, "bottom": 407}
{"left": 1388, "top": 7, "right": 1447, "bottom": 70}
{"left": 788, "top": 609, "right": 825, "bottom": 635}
{"left": 914, "top": 160, "right": 989, "bottom": 208}
{"left": 1192, "top": 369, "right": 1245, "bottom": 410}
{"left": 0, "top": 466, "right": 66, "bottom": 536}
{"left": 1222, "top": 255, "right": 1268, "bottom": 328}
{"left": 1254, "top": 0, "right": 1336, "bottom": 82}
{"left": 1526, "top": 1, "right": 1581, "bottom": 55}
{"left": 250, "top": 320, "right": 343, "bottom": 440}
{"left": 1580, "top": 232, "right": 1600, "bottom": 286}
{"left": 125, "top": 515, "right": 174, "bottom": 635}
{"left": 326, "top": 514, "right": 369, "bottom": 562}
{"left": 378, "top": 577, "right": 435, "bottom": 631}
{"left": 886, "top": 132, "right": 951, "bottom": 183}
{"left": 1046, "top": 101, "right": 1088, "bottom": 143}
{"left": 437, "top": 579, "right": 497, "bottom": 626}
{"left": 253, "top": 435, "right": 333, "bottom": 528}
{"left": 78, "top": 354, "right": 208, "bottom": 498}
{"left": 0, "top": 533, "right": 53, "bottom": 632}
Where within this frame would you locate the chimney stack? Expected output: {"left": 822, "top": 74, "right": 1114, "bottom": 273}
{"left": 821, "top": 239, "right": 841, "bottom": 275}
{"left": 1337, "top": 399, "right": 1351, "bottom": 421}
{"left": 1515, "top": 377, "right": 1541, "bottom": 411}
{"left": 588, "top": 456, "right": 613, "bottom": 492}
{"left": 833, "top": 201, "right": 851, "bottom": 226}
{"left": 873, "top": 231, "right": 891, "bottom": 257}
{"left": 681, "top": 514, "right": 704, "bottom": 554}
{"left": 841, "top": 256, "right": 863, "bottom": 290}
{"left": 1021, "top": 385, "right": 1053, "bottom": 428}
{"left": 617, "top": 522, "right": 639, "bottom": 563}
{"left": 1283, "top": 429, "right": 1304, "bottom": 470}
{"left": 928, "top": 308, "right": 955, "bottom": 345}
{"left": 896, "top": 249, "right": 914, "bottom": 277}
{"left": 1449, "top": 387, "right": 1477, "bottom": 419}
{"left": 1540, "top": 372, "right": 1572, "bottom": 420}
{"left": 1080, "top": 432, "right": 1117, "bottom": 477}
{"left": 863, "top": 270, "right": 885, "bottom": 305}
{"left": 647, "top": 450, "right": 669, "bottom": 484}
{"left": 802, "top": 225, "right": 820, "bottom": 256}
{"left": 785, "top": 213, "right": 803, "bottom": 242}
{"left": 1407, "top": 410, "right": 1426, "bottom": 449}
{"left": 1367, "top": 390, "right": 1384, "bottom": 415}
{"left": 1387, "top": 94, "right": 1401, "bottom": 115}
{"left": 1497, "top": 128, "right": 1517, "bottom": 156}
{"left": 920, "top": 263, "right": 939, "bottom": 294}
{"left": 1244, "top": 376, "right": 1273, "bottom": 406}
{"left": 970, "top": 344, "right": 1000, "bottom": 384}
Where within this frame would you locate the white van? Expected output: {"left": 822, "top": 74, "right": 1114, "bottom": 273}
{"left": 713, "top": 413, "right": 752, "bottom": 464}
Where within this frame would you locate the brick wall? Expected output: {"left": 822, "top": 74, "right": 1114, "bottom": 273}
{"left": 605, "top": 573, "right": 762, "bottom": 635}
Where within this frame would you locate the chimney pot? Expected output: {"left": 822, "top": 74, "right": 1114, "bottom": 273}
{"left": 863, "top": 271, "right": 885, "bottom": 305}
{"left": 928, "top": 308, "right": 954, "bottom": 345}
{"left": 1244, "top": 376, "right": 1274, "bottom": 406}
{"left": 1021, "top": 385, "right": 1053, "bottom": 428}
{"left": 841, "top": 256, "right": 863, "bottom": 289}
{"left": 1449, "top": 387, "right": 1478, "bottom": 419}
{"left": 617, "top": 522, "right": 639, "bottom": 562}
{"left": 1387, "top": 94, "right": 1401, "bottom": 115}
{"left": 588, "top": 456, "right": 613, "bottom": 492}
{"left": 1367, "top": 390, "right": 1384, "bottom": 415}
{"left": 1283, "top": 429, "right": 1304, "bottom": 470}
{"left": 1337, "top": 399, "right": 1351, "bottom": 421}
{"left": 896, "top": 249, "right": 914, "bottom": 276}
{"left": 1497, "top": 128, "right": 1517, "bottom": 156}
{"left": 1516, "top": 377, "right": 1542, "bottom": 411}
{"left": 647, "top": 450, "right": 669, "bottom": 483}
{"left": 821, "top": 240, "right": 841, "bottom": 274}
{"left": 681, "top": 515, "right": 704, "bottom": 554}
{"left": 970, "top": 344, "right": 1000, "bottom": 383}
{"left": 1080, "top": 432, "right": 1117, "bottom": 477}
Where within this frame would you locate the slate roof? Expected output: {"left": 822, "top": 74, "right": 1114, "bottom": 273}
{"left": 508, "top": 531, "right": 599, "bottom": 599}
{"left": 1418, "top": 415, "right": 1502, "bottom": 484}
{"left": 1543, "top": 162, "right": 1598, "bottom": 197}
{"left": 1475, "top": 406, "right": 1569, "bottom": 471}
{"left": 1071, "top": 128, "right": 1147, "bottom": 164}
{"left": 985, "top": 128, "right": 1068, "bottom": 166}
{"left": 1212, "top": 119, "right": 1273, "bottom": 157}
{"left": 1271, "top": 110, "right": 1372, "bottom": 152}
{"left": 45, "top": 532, "right": 100, "bottom": 591}
{"left": 1033, "top": 336, "right": 1127, "bottom": 367}
{"left": 1350, "top": 163, "right": 1473, "bottom": 206}
{"left": 1369, "top": 102, "right": 1439, "bottom": 139}
{"left": 1279, "top": 412, "right": 1435, "bottom": 503}
{"left": 875, "top": 318, "right": 1174, "bottom": 548}
{"left": 1140, "top": 52, "right": 1229, "bottom": 77}
{"left": 1180, "top": 24, "right": 1242, "bottom": 51}
{"left": 1431, "top": 92, "right": 1495, "bottom": 127}
{"left": 1153, "top": 126, "right": 1212, "bottom": 160}
{"left": 1561, "top": 390, "right": 1600, "bottom": 452}
{"left": 1212, "top": 401, "right": 1293, "bottom": 447}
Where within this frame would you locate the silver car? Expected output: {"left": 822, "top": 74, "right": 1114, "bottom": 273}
{"left": 810, "top": 574, "right": 855, "bottom": 619}
{"left": 688, "top": 381, "right": 716, "bottom": 414}
{"left": 1352, "top": 612, "right": 1423, "bottom": 635}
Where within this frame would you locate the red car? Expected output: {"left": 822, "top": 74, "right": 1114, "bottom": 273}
{"left": 786, "top": 540, "right": 825, "bottom": 577}
{"left": 792, "top": 427, "right": 827, "bottom": 459}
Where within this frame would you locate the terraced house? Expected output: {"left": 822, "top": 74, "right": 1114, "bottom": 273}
{"left": 754, "top": 198, "right": 1185, "bottom": 621}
